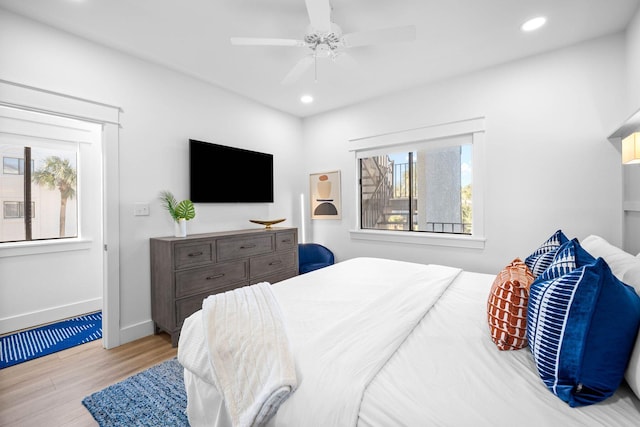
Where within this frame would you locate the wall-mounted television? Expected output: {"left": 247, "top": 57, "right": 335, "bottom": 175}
{"left": 189, "top": 139, "right": 274, "bottom": 203}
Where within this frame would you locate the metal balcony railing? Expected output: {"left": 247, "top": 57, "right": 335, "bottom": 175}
{"left": 423, "top": 222, "right": 472, "bottom": 235}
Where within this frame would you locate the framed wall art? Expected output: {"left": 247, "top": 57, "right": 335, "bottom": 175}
{"left": 310, "top": 170, "right": 341, "bottom": 220}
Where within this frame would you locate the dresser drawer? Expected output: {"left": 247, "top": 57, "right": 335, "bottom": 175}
{"left": 175, "top": 293, "right": 207, "bottom": 328}
{"left": 174, "top": 241, "right": 214, "bottom": 270}
{"left": 175, "top": 283, "right": 251, "bottom": 328}
{"left": 217, "top": 234, "right": 274, "bottom": 261}
{"left": 250, "top": 251, "right": 296, "bottom": 279}
{"left": 251, "top": 268, "right": 297, "bottom": 285}
{"left": 276, "top": 231, "right": 296, "bottom": 251}
{"left": 175, "top": 260, "right": 248, "bottom": 298}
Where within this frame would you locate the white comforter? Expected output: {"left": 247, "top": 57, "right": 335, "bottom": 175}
{"left": 271, "top": 264, "right": 460, "bottom": 426}
{"left": 178, "top": 257, "right": 640, "bottom": 427}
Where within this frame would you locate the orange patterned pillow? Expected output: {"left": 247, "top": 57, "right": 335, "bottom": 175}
{"left": 487, "top": 258, "right": 535, "bottom": 350}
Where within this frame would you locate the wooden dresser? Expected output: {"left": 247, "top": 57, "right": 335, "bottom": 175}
{"left": 150, "top": 227, "right": 298, "bottom": 346}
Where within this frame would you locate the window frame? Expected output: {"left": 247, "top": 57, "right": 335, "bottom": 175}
{"left": 348, "top": 117, "right": 486, "bottom": 249}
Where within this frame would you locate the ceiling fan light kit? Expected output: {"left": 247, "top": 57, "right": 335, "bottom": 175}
{"left": 230, "top": 0, "right": 416, "bottom": 85}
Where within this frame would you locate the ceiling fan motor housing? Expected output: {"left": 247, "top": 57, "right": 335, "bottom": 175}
{"left": 305, "top": 22, "right": 343, "bottom": 52}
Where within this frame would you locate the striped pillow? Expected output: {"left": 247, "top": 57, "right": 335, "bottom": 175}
{"left": 536, "top": 238, "right": 595, "bottom": 282}
{"left": 524, "top": 230, "right": 569, "bottom": 277}
{"left": 487, "top": 258, "right": 535, "bottom": 350}
{"left": 527, "top": 258, "right": 640, "bottom": 406}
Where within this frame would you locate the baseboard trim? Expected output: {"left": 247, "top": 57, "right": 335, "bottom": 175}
{"left": 118, "top": 319, "right": 155, "bottom": 345}
{"left": 0, "top": 298, "right": 102, "bottom": 335}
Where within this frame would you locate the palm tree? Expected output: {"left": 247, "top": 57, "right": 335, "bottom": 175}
{"left": 32, "top": 156, "right": 77, "bottom": 237}
{"left": 461, "top": 183, "right": 472, "bottom": 233}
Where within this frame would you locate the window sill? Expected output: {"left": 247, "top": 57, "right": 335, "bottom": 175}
{"left": 349, "top": 229, "right": 486, "bottom": 249}
{"left": 624, "top": 201, "right": 640, "bottom": 212}
{"left": 0, "top": 238, "right": 94, "bottom": 258}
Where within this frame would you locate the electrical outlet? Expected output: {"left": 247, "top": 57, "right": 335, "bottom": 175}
{"left": 134, "top": 203, "right": 150, "bottom": 216}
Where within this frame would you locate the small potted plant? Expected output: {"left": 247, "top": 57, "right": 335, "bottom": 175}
{"left": 160, "top": 190, "right": 195, "bottom": 237}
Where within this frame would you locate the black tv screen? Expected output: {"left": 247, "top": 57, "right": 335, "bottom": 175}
{"left": 189, "top": 139, "right": 274, "bottom": 203}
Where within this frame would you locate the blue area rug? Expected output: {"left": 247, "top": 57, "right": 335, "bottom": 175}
{"left": 82, "top": 358, "right": 189, "bottom": 426}
{"left": 0, "top": 311, "right": 102, "bottom": 369}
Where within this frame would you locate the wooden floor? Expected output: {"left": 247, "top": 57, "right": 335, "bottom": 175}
{"left": 0, "top": 332, "right": 177, "bottom": 427}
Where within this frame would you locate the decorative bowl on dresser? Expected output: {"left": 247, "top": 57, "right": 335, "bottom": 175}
{"left": 150, "top": 227, "right": 298, "bottom": 346}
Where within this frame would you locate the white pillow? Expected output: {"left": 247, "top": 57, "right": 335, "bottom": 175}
{"left": 624, "top": 265, "right": 640, "bottom": 401}
{"left": 626, "top": 332, "right": 640, "bottom": 400}
{"left": 580, "top": 235, "right": 639, "bottom": 281}
{"left": 624, "top": 265, "right": 640, "bottom": 295}
{"left": 622, "top": 264, "right": 640, "bottom": 399}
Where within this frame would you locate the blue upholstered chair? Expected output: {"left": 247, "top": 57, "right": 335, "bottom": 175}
{"left": 298, "top": 243, "right": 335, "bottom": 274}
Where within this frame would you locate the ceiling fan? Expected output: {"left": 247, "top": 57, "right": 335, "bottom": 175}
{"left": 230, "top": 0, "right": 416, "bottom": 85}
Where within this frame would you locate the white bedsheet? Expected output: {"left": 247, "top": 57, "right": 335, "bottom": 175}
{"left": 359, "top": 271, "right": 640, "bottom": 426}
{"left": 179, "top": 257, "right": 640, "bottom": 427}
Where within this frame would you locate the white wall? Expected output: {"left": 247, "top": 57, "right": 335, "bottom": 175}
{"left": 623, "top": 6, "right": 640, "bottom": 255}
{"left": 303, "top": 34, "right": 628, "bottom": 274}
{"left": 0, "top": 10, "right": 304, "bottom": 342}
{"left": 1, "top": 8, "right": 636, "bottom": 344}
{"left": 628, "top": 7, "right": 640, "bottom": 109}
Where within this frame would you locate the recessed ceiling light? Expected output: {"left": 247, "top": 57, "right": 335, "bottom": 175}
{"left": 521, "top": 16, "right": 547, "bottom": 32}
{"left": 300, "top": 95, "right": 314, "bottom": 104}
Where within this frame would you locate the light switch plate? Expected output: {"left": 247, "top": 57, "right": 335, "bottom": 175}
{"left": 134, "top": 203, "right": 150, "bottom": 216}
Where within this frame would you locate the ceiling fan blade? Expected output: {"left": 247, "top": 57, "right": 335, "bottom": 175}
{"left": 304, "top": 0, "right": 332, "bottom": 33}
{"left": 230, "top": 37, "right": 307, "bottom": 47}
{"left": 281, "top": 55, "right": 315, "bottom": 85}
{"left": 332, "top": 51, "right": 357, "bottom": 70}
{"left": 342, "top": 25, "right": 416, "bottom": 48}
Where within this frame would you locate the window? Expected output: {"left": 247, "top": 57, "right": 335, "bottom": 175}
{"left": 359, "top": 137, "right": 472, "bottom": 234}
{"left": 3, "top": 201, "right": 35, "bottom": 219}
{"left": 3, "top": 157, "right": 33, "bottom": 175}
{"left": 349, "top": 117, "right": 485, "bottom": 249}
{"left": 1, "top": 144, "right": 78, "bottom": 242}
{"left": 0, "top": 106, "right": 87, "bottom": 244}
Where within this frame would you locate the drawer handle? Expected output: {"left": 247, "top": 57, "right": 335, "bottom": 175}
{"left": 188, "top": 251, "right": 204, "bottom": 257}
{"left": 269, "top": 260, "right": 282, "bottom": 266}
{"left": 240, "top": 244, "right": 256, "bottom": 249}
{"left": 281, "top": 239, "right": 291, "bottom": 243}
{"left": 206, "top": 273, "right": 225, "bottom": 280}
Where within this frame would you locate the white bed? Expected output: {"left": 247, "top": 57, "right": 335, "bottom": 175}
{"left": 177, "top": 252, "right": 640, "bottom": 426}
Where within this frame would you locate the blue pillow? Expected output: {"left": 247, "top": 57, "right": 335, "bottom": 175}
{"left": 536, "top": 238, "right": 595, "bottom": 282}
{"left": 524, "top": 230, "right": 569, "bottom": 277}
{"left": 527, "top": 258, "right": 640, "bottom": 407}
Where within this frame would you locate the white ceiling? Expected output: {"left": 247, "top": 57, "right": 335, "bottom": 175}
{"left": 1, "top": 0, "right": 639, "bottom": 118}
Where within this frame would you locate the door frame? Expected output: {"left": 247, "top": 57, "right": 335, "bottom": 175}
{"left": 0, "top": 79, "right": 121, "bottom": 348}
